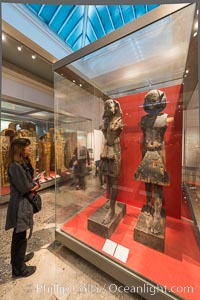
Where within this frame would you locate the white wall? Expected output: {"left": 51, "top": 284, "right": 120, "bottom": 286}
{"left": 2, "top": 67, "right": 54, "bottom": 109}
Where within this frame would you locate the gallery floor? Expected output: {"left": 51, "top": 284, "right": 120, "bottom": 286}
{"left": 0, "top": 173, "right": 145, "bottom": 300}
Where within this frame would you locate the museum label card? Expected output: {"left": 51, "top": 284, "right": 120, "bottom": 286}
{"left": 114, "top": 244, "right": 129, "bottom": 263}
{"left": 102, "top": 239, "right": 117, "bottom": 256}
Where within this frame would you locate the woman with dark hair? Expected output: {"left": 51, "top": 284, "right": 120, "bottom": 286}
{"left": 5, "top": 138, "right": 40, "bottom": 278}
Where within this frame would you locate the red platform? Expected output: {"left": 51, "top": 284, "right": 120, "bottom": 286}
{"left": 61, "top": 196, "right": 200, "bottom": 300}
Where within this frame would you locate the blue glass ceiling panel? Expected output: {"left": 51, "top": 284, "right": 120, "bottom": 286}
{"left": 49, "top": 5, "right": 74, "bottom": 32}
{"left": 95, "top": 6, "right": 113, "bottom": 34}
{"left": 26, "top": 4, "right": 42, "bottom": 14}
{"left": 147, "top": 4, "right": 161, "bottom": 12}
{"left": 134, "top": 5, "right": 147, "bottom": 18}
{"left": 88, "top": 6, "right": 107, "bottom": 39}
{"left": 59, "top": 7, "right": 83, "bottom": 41}
{"left": 108, "top": 6, "right": 124, "bottom": 29}
{"left": 86, "top": 20, "right": 98, "bottom": 43}
{"left": 25, "top": 4, "right": 160, "bottom": 52}
{"left": 66, "top": 20, "right": 83, "bottom": 47}
{"left": 73, "top": 36, "right": 82, "bottom": 52}
{"left": 84, "top": 37, "right": 90, "bottom": 47}
{"left": 38, "top": 5, "right": 59, "bottom": 24}
{"left": 120, "top": 6, "right": 135, "bottom": 23}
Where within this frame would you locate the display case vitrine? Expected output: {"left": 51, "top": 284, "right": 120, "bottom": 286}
{"left": 0, "top": 98, "right": 81, "bottom": 204}
{"left": 53, "top": 4, "right": 199, "bottom": 300}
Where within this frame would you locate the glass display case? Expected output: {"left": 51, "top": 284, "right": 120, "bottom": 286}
{"left": 53, "top": 4, "right": 199, "bottom": 300}
{"left": 0, "top": 98, "right": 81, "bottom": 204}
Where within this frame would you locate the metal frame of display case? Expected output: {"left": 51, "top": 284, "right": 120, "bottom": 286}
{"left": 184, "top": 183, "right": 200, "bottom": 247}
{"left": 53, "top": 4, "right": 197, "bottom": 300}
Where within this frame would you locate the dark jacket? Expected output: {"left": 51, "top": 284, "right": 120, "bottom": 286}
{"left": 69, "top": 146, "right": 90, "bottom": 176}
{"left": 5, "top": 161, "right": 35, "bottom": 233}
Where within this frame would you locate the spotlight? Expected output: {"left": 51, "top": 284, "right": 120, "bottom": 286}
{"left": 31, "top": 54, "right": 36, "bottom": 60}
{"left": 17, "top": 46, "right": 23, "bottom": 51}
{"left": 185, "top": 70, "right": 189, "bottom": 74}
{"left": 73, "top": 80, "right": 76, "bottom": 83}
{"left": 194, "top": 21, "right": 198, "bottom": 31}
{"left": 2, "top": 33, "right": 6, "bottom": 41}
{"left": 193, "top": 32, "right": 198, "bottom": 37}
{"left": 79, "top": 83, "right": 82, "bottom": 87}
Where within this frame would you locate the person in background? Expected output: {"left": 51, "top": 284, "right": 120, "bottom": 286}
{"left": 70, "top": 141, "right": 90, "bottom": 190}
{"left": 95, "top": 160, "right": 106, "bottom": 189}
{"left": 5, "top": 138, "right": 40, "bottom": 278}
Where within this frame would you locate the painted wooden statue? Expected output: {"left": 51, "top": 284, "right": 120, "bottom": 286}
{"left": 135, "top": 89, "right": 173, "bottom": 234}
{"left": 100, "top": 99, "right": 125, "bottom": 224}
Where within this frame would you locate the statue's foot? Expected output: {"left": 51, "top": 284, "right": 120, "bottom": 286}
{"left": 101, "top": 184, "right": 106, "bottom": 189}
{"left": 102, "top": 209, "right": 114, "bottom": 225}
{"left": 105, "top": 200, "right": 110, "bottom": 209}
{"left": 143, "top": 204, "right": 153, "bottom": 216}
{"left": 150, "top": 218, "right": 161, "bottom": 235}
{"left": 151, "top": 227, "right": 160, "bottom": 235}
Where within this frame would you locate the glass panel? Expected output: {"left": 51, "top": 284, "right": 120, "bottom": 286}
{"left": 27, "top": 111, "right": 54, "bottom": 121}
{"left": 1, "top": 101, "right": 34, "bottom": 113}
{"left": 54, "top": 73, "right": 103, "bottom": 229}
{"left": 0, "top": 99, "right": 55, "bottom": 197}
{"left": 71, "top": 5, "right": 195, "bottom": 97}
{"left": 54, "top": 5, "right": 199, "bottom": 300}
{"left": 182, "top": 84, "right": 200, "bottom": 235}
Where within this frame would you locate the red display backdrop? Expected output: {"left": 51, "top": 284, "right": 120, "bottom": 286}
{"left": 116, "top": 84, "right": 183, "bottom": 219}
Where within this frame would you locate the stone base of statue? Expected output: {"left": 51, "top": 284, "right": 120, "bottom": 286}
{"left": 134, "top": 205, "right": 166, "bottom": 252}
{"left": 88, "top": 200, "right": 126, "bottom": 239}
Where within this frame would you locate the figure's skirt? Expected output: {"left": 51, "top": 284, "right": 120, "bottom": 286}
{"left": 100, "top": 144, "right": 121, "bottom": 177}
{"left": 134, "top": 150, "right": 169, "bottom": 186}
{"left": 100, "top": 158, "right": 120, "bottom": 177}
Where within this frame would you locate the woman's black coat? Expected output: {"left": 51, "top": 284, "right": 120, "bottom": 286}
{"left": 5, "top": 162, "right": 35, "bottom": 233}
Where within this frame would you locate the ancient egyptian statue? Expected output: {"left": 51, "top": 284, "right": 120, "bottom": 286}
{"left": 38, "top": 133, "right": 51, "bottom": 177}
{"left": 135, "top": 89, "right": 173, "bottom": 234}
{"left": 100, "top": 99, "right": 125, "bottom": 224}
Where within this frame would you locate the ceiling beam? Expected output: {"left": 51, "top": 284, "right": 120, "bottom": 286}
{"left": 81, "top": 5, "right": 89, "bottom": 48}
